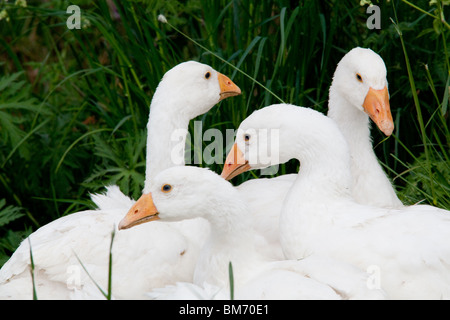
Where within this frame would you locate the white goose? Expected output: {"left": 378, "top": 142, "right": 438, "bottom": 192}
{"left": 327, "top": 47, "right": 402, "bottom": 208}
{"left": 221, "top": 47, "right": 401, "bottom": 251}
{"left": 119, "top": 166, "right": 387, "bottom": 300}
{"left": 0, "top": 61, "right": 241, "bottom": 299}
{"left": 224, "top": 104, "right": 450, "bottom": 299}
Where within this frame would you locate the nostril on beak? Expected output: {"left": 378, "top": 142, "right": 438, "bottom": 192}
{"left": 134, "top": 209, "right": 139, "bottom": 214}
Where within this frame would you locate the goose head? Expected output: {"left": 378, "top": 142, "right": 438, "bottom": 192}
{"left": 144, "top": 61, "right": 241, "bottom": 185}
{"left": 119, "top": 166, "right": 243, "bottom": 230}
{"left": 152, "top": 61, "right": 241, "bottom": 119}
{"left": 221, "top": 104, "right": 346, "bottom": 180}
{"left": 329, "top": 47, "right": 394, "bottom": 136}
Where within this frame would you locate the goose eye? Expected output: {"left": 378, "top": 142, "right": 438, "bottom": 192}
{"left": 205, "top": 72, "right": 211, "bottom": 79}
{"left": 161, "top": 184, "right": 172, "bottom": 193}
{"left": 244, "top": 134, "right": 251, "bottom": 142}
{"left": 356, "top": 73, "right": 363, "bottom": 82}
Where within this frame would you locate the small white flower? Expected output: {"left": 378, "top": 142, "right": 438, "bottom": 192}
{"left": 15, "top": 0, "right": 27, "bottom": 8}
{"left": 0, "top": 9, "right": 9, "bottom": 21}
{"left": 157, "top": 14, "right": 167, "bottom": 24}
{"left": 81, "top": 17, "right": 91, "bottom": 29}
{"left": 360, "top": 0, "right": 373, "bottom": 6}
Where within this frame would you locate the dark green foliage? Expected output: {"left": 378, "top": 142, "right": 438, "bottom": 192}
{"left": 0, "top": 0, "right": 448, "bottom": 266}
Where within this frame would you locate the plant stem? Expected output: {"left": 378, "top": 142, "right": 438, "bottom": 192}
{"left": 161, "top": 17, "right": 285, "bottom": 104}
{"left": 28, "top": 238, "right": 38, "bottom": 300}
{"left": 391, "top": 7, "right": 437, "bottom": 204}
{"left": 401, "top": 0, "right": 450, "bottom": 29}
{"left": 228, "top": 261, "right": 234, "bottom": 300}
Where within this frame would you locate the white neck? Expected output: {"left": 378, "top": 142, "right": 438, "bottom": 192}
{"left": 327, "top": 86, "right": 402, "bottom": 207}
{"left": 279, "top": 113, "right": 353, "bottom": 259}
{"left": 194, "top": 199, "right": 264, "bottom": 288}
{"left": 289, "top": 121, "right": 353, "bottom": 201}
{"left": 143, "top": 93, "right": 192, "bottom": 193}
{"left": 328, "top": 90, "right": 376, "bottom": 168}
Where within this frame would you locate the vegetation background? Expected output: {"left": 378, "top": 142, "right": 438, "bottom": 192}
{"left": 0, "top": 0, "right": 448, "bottom": 267}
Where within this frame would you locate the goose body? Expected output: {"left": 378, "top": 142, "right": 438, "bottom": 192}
{"left": 221, "top": 47, "right": 402, "bottom": 252}
{"left": 0, "top": 186, "right": 206, "bottom": 299}
{"left": 226, "top": 104, "right": 450, "bottom": 299}
{"left": 235, "top": 174, "right": 296, "bottom": 257}
{"left": 120, "top": 166, "right": 387, "bottom": 300}
{"left": 0, "top": 61, "right": 240, "bottom": 299}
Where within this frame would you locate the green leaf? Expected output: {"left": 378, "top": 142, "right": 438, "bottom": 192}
{"left": 0, "top": 199, "right": 24, "bottom": 227}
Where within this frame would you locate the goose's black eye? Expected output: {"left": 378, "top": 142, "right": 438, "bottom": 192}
{"left": 205, "top": 72, "right": 211, "bottom": 79}
{"left": 356, "top": 73, "right": 363, "bottom": 82}
{"left": 161, "top": 184, "right": 172, "bottom": 193}
{"left": 244, "top": 134, "right": 251, "bottom": 142}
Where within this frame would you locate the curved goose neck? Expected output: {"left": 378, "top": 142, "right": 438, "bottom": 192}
{"left": 327, "top": 87, "right": 375, "bottom": 165}
{"left": 209, "top": 206, "right": 254, "bottom": 245}
{"left": 194, "top": 191, "right": 262, "bottom": 287}
{"left": 327, "top": 84, "right": 402, "bottom": 207}
{"left": 197, "top": 184, "right": 255, "bottom": 245}
{"left": 285, "top": 110, "right": 353, "bottom": 200}
{"left": 144, "top": 92, "right": 191, "bottom": 192}
{"left": 279, "top": 109, "right": 353, "bottom": 260}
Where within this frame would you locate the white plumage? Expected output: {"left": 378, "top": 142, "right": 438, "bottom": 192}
{"left": 0, "top": 61, "right": 240, "bottom": 299}
{"left": 228, "top": 104, "right": 450, "bottom": 299}
{"left": 221, "top": 47, "right": 402, "bottom": 253}
{"left": 235, "top": 174, "right": 296, "bottom": 258}
{"left": 327, "top": 47, "right": 402, "bottom": 208}
{"left": 0, "top": 186, "right": 206, "bottom": 299}
{"left": 121, "top": 166, "right": 386, "bottom": 300}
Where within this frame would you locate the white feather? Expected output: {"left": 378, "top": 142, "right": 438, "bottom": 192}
{"left": 142, "top": 166, "right": 387, "bottom": 300}
{"left": 236, "top": 104, "right": 450, "bottom": 299}
{"left": 0, "top": 61, "right": 234, "bottom": 299}
{"left": 228, "top": 48, "right": 403, "bottom": 259}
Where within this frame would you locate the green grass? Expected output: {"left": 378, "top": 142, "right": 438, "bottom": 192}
{"left": 0, "top": 0, "right": 448, "bottom": 268}
{"left": 28, "top": 238, "right": 37, "bottom": 300}
{"left": 74, "top": 227, "right": 115, "bottom": 300}
{"left": 229, "top": 261, "right": 234, "bottom": 300}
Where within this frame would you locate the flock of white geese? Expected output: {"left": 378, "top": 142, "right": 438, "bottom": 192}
{"left": 1, "top": 47, "right": 449, "bottom": 300}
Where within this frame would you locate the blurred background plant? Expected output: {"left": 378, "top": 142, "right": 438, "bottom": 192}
{"left": 0, "top": 0, "right": 448, "bottom": 266}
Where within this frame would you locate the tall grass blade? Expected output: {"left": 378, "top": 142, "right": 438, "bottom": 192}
{"left": 107, "top": 227, "right": 115, "bottom": 300}
{"left": 28, "top": 238, "right": 38, "bottom": 300}
{"left": 55, "top": 128, "right": 112, "bottom": 174}
{"left": 401, "top": 0, "right": 450, "bottom": 29}
{"left": 228, "top": 261, "right": 234, "bottom": 300}
{"left": 74, "top": 227, "right": 116, "bottom": 300}
{"left": 1, "top": 119, "right": 50, "bottom": 169}
{"left": 159, "top": 15, "right": 285, "bottom": 104}
{"left": 390, "top": 10, "right": 436, "bottom": 204}
{"left": 442, "top": 75, "right": 449, "bottom": 116}
{"left": 74, "top": 251, "right": 108, "bottom": 299}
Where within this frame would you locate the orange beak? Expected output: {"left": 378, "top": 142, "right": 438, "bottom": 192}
{"left": 221, "top": 143, "right": 251, "bottom": 180}
{"left": 362, "top": 86, "right": 394, "bottom": 136}
{"left": 218, "top": 73, "right": 241, "bottom": 101}
{"left": 118, "top": 193, "right": 160, "bottom": 230}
